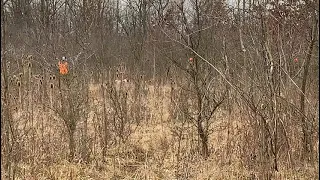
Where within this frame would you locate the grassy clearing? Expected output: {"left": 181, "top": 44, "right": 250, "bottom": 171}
{"left": 1, "top": 82, "right": 318, "bottom": 180}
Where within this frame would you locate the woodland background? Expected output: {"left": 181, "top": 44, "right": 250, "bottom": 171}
{"left": 1, "top": 0, "right": 319, "bottom": 179}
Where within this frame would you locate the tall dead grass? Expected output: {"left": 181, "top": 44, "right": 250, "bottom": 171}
{"left": 1, "top": 70, "right": 318, "bottom": 180}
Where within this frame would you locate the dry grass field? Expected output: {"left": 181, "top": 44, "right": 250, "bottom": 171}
{"left": 2, "top": 0, "right": 318, "bottom": 179}
{"left": 1, "top": 78, "right": 318, "bottom": 180}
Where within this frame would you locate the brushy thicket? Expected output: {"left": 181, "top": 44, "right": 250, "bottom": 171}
{"left": 1, "top": 0, "right": 318, "bottom": 179}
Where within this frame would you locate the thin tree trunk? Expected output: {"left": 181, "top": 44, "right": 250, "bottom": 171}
{"left": 1, "top": 2, "right": 12, "bottom": 177}
{"left": 101, "top": 69, "right": 108, "bottom": 159}
{"left": 300, "top": 13, "right": 317, "bottom": 163}
{"left": 198, "top": 122, "right": 209, "bottom": 159}
{"left": 69, "top": 129, "right": 76, "bottom": 162}
{"left": 81, "top": 108, "right": 89, "bottom": 162}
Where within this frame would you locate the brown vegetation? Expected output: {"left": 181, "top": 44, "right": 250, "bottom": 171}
{"left": 1, "top": 0, "right": 318, "bottom": 179}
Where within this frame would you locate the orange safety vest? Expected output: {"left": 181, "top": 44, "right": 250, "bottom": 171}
{"left": 58, "top": 61, "right": 68, "bottom": 75}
